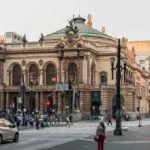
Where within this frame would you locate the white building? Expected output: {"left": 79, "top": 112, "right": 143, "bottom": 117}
{"left": 3, "top": 32, "right": 22, "bottom": 43}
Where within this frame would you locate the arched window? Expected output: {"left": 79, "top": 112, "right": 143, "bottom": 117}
{"left": 68, "top": 63, "right": 77, "bottom": 84}
{"left": 91, "top": 64, "right": 96, "bottom": 85}
{"left": 100, "top": 71, "right": 107, "bottom": 85}
{"left": 46, "top": 63, "right": 57, "bottom": 85}
{"left": 12, "top": 64, "right": 21, "bottom": 86}
{"left": 29, "top": 64, "right": 39, "bottom": 86}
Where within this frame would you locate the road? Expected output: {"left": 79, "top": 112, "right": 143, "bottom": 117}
{"left": 0, "top": 121, "right": 150, "bottom": 150}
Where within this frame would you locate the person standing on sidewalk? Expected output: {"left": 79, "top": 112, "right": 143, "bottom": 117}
{"left": 65, "top": 116, "right": 70, "bottom": 127}
{"left": 96, "top": 121, "right": 106, "bottom": 150}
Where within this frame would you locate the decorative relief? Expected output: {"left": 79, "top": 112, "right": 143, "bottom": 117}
{"left": 22, "top": 60, "right": 26, "bottom": 66}
{"left": 39, "top": 59, "right": 43, "bottom": 66}
{"left": 55, "top": 19, "right": 84, "bottom": 49}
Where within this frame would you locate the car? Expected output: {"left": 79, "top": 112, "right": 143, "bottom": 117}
{"left": 0, "top": 118, "right": 19, "bottom": 144}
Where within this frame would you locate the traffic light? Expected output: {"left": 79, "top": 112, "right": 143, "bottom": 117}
{"left": 46, "top": 101, "right": 51, "bottom": 107}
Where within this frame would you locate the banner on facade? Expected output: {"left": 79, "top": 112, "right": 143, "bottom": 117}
{"left": 56, "top": 83, "right": 68, "bottom": 91}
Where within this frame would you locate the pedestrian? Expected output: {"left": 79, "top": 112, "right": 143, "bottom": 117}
{"left": 69, "top": 114, "right": 72, "bottom": 124}
{"left": 16, "top": 116, "right": 21, "bottom": 130}
{"left": 95, "top": 121, "right": 106, "bottom": 150}
{"left": 29, "top": 116, "right": 34, "bottom": 127}
{"left": 65, "top": 116, "right": 70, "bottom": 127}
{"left": 35, "top": 116, "right": 39, "bottom": 130}
{"left": 107, "top": 115, "right": 112, "bottom": 125}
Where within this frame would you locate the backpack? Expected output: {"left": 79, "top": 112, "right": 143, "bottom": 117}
{"left": 97, "top": 125, "right": 105, "bottom": 136}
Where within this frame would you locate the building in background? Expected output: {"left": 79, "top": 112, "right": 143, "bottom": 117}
{"left": 0, "top": 32, "right": 22, "bottom": 44}
{"left": 0, "top": 15, "right": 149, "bottom": 118}
{"left": 127, "top": 41, "right": 150, "bottom": 115}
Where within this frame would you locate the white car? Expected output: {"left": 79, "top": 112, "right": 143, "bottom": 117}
{"left": 0, "top": 118, "right": 19, "bottom": 144}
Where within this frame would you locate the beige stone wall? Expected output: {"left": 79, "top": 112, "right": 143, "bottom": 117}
{"left": 0, "top": 35, "right": 149, "bottom": 116}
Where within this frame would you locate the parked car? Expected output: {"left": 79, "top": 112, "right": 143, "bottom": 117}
{"left": 0, "top": 118, "right": 19, "bottom": 144}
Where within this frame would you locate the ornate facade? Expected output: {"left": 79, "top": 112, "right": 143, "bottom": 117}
{"left": 0, "top": 16, "right": 149, "bottom": 117}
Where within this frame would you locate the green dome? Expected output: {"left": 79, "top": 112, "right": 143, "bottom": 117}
{"left": 46, "top": 16, "right": 113, "bottom": 40}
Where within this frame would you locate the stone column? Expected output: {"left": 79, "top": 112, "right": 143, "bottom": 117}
{"left": 79, "top": 91, "right": 84, "bottom": 113}
{"left": 61, "top": 60, "right": 65, "bottom": 83}
{"left": 57, "top": 92, "right": 62, "bottom": 115}
{"left": 58, "top": 59, "right": 61, "bottom": 82}
{"left": 0, "top": 86, "right": 4, "bottom": 111}
{"left": 39, "top": 69, "right": 43, "bottom": 85}
{"left": 87, "top": 57, "right": 90, "bottom": 84}
{"left": 6, "top": 92, "right": 9, "bottom": 109}
{"left": 53, "top": 92, "right": 56, "bottom": 105}
{"left": 79, "top": 59, "right": 83, "bottom": 83}
{"left": 40, "top": 92, "right": 43, "bottom": 112}
{"left": 36, "top": 92, "right": 39, "bottom": 111}
{"left": 0, "top": 91, "right": 4, "bottom": 111}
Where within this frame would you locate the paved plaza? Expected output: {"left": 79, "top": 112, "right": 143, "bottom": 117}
{"left": 0, "top": 120, "right": 150, "bottom": 150}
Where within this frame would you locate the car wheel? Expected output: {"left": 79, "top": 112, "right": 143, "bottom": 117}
{"left": 13, "top": 133, "right": 19, "bottom": 142}
{"left": 0, "top": 135, "right": 3, "bottom": 144}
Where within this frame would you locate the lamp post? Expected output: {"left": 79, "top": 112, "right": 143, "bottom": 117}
{"left": 138, "top": 98, "right": 142, "bottom": 127}
{"left": 110, "top": 39, "right": 127, "bottom": 136}
{"left": 21, "top": 73, "right": 25, "bottom": 126}
{"left": 29, "top": 79, "right": 34, "bottom": 113}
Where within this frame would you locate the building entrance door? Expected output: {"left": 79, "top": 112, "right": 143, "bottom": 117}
{"left": 29, "top": 97, "right": 35, "bottom": 112}
{"left": 91, "top": 91, "right": 101, "bottom": 116}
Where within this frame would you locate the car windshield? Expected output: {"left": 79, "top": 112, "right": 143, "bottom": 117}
{"left": 3, "top": 119, "right": 12, "bottom": 126}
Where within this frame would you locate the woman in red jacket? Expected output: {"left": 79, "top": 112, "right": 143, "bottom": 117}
{"left": 96, "top": 121, "right": 106, "bottom": 150}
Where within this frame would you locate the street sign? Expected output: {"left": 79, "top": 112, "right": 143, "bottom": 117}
{"left": 56, "top": 83, "right": 68, "bottom": 91}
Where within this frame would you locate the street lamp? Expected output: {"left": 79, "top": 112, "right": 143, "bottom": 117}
{"left": 110, "top": 39, "right": 127, "bottom": 136}
{"left": 138, "top": 98, "right": 142, "bottom": 127}
{"left": 29, "top": 79, "right": 34, "bottom": 113}
{"left": 20, "top": 73, "right": 25, "bottom": 126}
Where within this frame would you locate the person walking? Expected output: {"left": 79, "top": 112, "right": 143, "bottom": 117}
{"left": 65, "top": 116, "right": 70, "bottom": 127}
{"left": 107, "top": 115, "right": 112, "bottom": 125}
{"left": 16, "top": 116, "right": 21, "bottom": 130}
{"left": 96, "top": 121, "right": 106, "bottom": 150}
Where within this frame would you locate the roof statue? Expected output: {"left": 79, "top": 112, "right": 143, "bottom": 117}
{"left": 21, "top": 34, "right": 27, "bottom": 45}
{"left": 65, "top": 19, "right": 78, "bottom": 39}
{"left": 86, "top": 14, "right": 92, "bottom": 27}
{"left": 55, "top": 18, "right": 84, "bottom": 49}
{"left": 39, "top": 33, "right": 44, "bottom": 44}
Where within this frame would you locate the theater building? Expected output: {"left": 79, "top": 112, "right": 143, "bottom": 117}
{"left": 0, "top": 15, "right": 149, "bottom": 118}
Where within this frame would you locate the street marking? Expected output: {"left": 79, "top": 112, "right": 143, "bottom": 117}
{"left": 38, "top": 139, "right": 74, "bottom": 150}
{"left": 81, "top": 139, "right": 150, "bottom": 144}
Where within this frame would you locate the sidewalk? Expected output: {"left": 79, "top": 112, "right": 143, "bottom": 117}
{"left": 88, "top": 125, "right": 150, "bottom": 143}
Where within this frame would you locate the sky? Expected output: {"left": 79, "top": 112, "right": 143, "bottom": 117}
{"left": 0, "top": 0, "right": 150, "bottom": 41}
